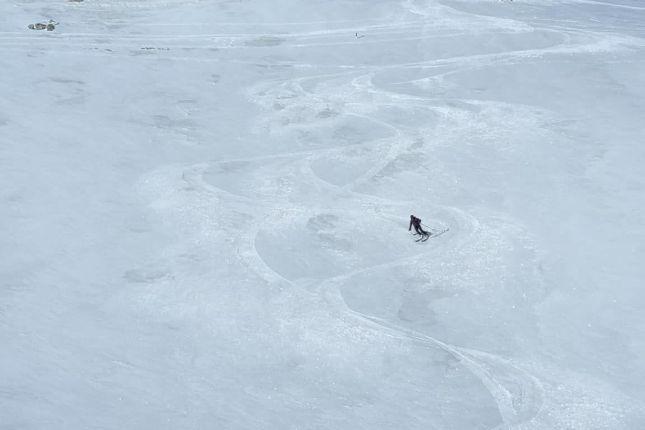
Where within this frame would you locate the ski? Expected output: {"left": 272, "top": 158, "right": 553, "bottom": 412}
{"left": 414, "top": 228, "right": 449, "bottom": 242}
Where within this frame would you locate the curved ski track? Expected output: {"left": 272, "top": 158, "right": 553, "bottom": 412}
{"left": 128, "top": 1, "right": 643, "bottom": 427}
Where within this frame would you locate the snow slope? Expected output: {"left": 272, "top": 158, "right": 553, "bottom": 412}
{"left": 1, "top": 0, "right": 644, "bottom": 428}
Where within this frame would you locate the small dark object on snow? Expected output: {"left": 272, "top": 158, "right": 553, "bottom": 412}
{"left": 28, "top": 20, "right": 58, "bottom": 31}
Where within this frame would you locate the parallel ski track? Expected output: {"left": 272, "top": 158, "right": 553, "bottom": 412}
{"left": 44, "top": 0, "right": 638, "bottom": 426}
{"left": 224, "top": 53, "right": 548, "bottom": 429}
{"left": 164, "top": 15, "right": 600, "bottom": 427}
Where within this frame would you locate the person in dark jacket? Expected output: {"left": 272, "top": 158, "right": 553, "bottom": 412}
{"left": 409, "top": 215, "right": 429, "bottom": 237}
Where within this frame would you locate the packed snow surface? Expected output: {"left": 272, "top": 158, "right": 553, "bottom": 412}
{"left": 1, "top": 0, "right": 645, "bottom": 428}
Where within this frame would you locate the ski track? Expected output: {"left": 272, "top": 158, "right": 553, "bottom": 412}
{"left": 568, "top": 0, "right": 645, "bottom": 11}
{"left": 11, "top": 0, "right": 640, "bottom": 427}
{"left": 192, "top": 34, "right": 548, "bottom": 430}
{"left": 166, "top": 5, "right": 629, "bottom": 426}
{"left": 236, "top": 194, "right": 545, "bottom": 429}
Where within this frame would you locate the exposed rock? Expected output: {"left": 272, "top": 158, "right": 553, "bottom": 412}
{"left": 28, "top": 20, "right": 58, "bottom": 31}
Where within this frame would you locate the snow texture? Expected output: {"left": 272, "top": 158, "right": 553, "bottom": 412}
{"left": 1, "top": 0, "right": 644, "bottom": 429}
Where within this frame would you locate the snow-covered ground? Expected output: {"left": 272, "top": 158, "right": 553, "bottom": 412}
{"left": 1, "top": 0, "right": 644, "bottom": 428}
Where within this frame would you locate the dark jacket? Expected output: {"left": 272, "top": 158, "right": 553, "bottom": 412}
{"left": 409, "top": 216, "right": 421, "bottom": 231}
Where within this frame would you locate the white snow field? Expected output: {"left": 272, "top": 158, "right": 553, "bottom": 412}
{"left": 1, "top": 0, "right": 645, "bottom": 428}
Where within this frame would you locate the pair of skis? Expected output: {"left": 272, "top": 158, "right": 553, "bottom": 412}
{"left": 413, "top": 227, "right": 449, "bottom": 242}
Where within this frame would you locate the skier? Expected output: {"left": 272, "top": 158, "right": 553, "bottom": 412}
{"left": 409, "top": 215, "right": 429, "bottom": 238}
